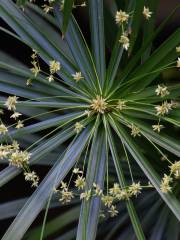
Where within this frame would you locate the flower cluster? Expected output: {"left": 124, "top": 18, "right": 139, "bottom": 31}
{"left": 4, "top": 96, "right": 24, "bottom": 129}
{"left": 47, "top": 60, "right": 61, "bottom": 82}
{"left": 160, "top": 161, "right": 180, "bottom": 193}
{"left": 54, "top": 167, "right": 147, "bottom": 218}
{"left": 0, "top": 104, "right": 39, "bottom": 187}
{"left": 24, "top": 171, "right": 39, "bottom": 187}
{"left": 30, "top": 49, "right": 41, "bottom": 77}
{"left": 9, "top": 150, "right": 31, "bottom": 168}
{"left": 90, "top": 96, "right": 108, "bottom": 114}
{"left": 115, "top": 6, "right": 152, "bottom": 50}
{"left": 155, "top": 100, "right": 174, "bottom": 116}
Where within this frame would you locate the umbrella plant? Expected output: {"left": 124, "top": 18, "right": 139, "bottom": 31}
{"left": 0, "top": 0, "right": 180, "bottom": 239}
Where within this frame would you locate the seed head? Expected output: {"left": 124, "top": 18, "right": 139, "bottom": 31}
{"left": 115, "top": 10, "right": 129, "bottom": 24}
{"left": 74, "top": 175, "right": 86, "bottom": 190}
{"left": 90, "top": 96, "right": 108, "bottom": 114}
{"left": 128, "top": 182, "right": 142, "bottom": 197}
{"left": 9, "top": 150, "right": 31, "bottom": 168}
{"left": 5, "top": 96, "right": 18, "bottom": 111}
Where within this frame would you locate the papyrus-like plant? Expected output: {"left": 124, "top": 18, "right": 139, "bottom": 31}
{"left": 0, "top": 0, "right": 180, "bottom": 239}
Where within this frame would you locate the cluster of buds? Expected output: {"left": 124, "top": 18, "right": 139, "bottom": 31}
{"left": 0, "top": 139, "right": 39, "bottom": 187}
{"left": 4, "top": 96, "right": 24, "bottom": 129}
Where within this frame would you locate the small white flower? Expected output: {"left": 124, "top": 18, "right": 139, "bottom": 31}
{"left": 143, "top": 6, "right": 152, "bottom": 20}
{"left": 59, "top": 189, "right": 74, "bottom": 204}
{"left": 119, "top": 34, "right": 129, "bottom": 50}
{"left": 152, "top": 123, "right": 164, "bottom": 133}
{"left": 155, "top": 85, "right": 169, "bottom": 97}
{"left": 72, "top": 72, "right": 84, "bottom": 82}
{"left": 0, "top": 124, "right": 8, "bottom": 135}
{"left": 10, "top": 112, "right": 22, "bottom": 120}
{"left": 4, "top": 96, "right": 18, "bottom": 111}
{"left": 42, "top": 4, "right": 53, "bottom": 13}
{"left": 93, "top": 183, "right": 103, "bottom": 196}
{"left": 160, "top": 174, "right": 173, "bottom": 193}
{"left": 108, "top": 205, "right": 118, "bottom": 217}
{"left": 115, "top": 10, "right": 129, "bottom": 24}
{"left": 109, "top": 183, "right": 121, "bottom": 197}
{"left": 26, "top": 79, "right": 32, "bottom": 86}
{"left": 15, "top": 120, "right": 24, "bottom": 129}
{"left": 80, "top": 190, "right": 91, "bottom": 201}
{"left": 155, "top": 101, "right": 172, "bottom": 116}
{"left": 84, "top": 110, "right": 91, "bottom": 117}
{"left": 49, "top": 60, "right": 61, "bottom": 74}
{"left": 74, "top": 175, "right": 86, "bottom": 190}
{"left": 101, "top": 195, "right": 114, "bottom": 207}
{"left": 74, "top": 122, "right": 84, "bottom": 134}
{"left": 129, "top": 124, "right": 141, "bottom": 137}
{"left": 73, "top": 168, "right": 83, "bottom": 174}
{"left": 90, "top": 96, "right": 108, "bottom": 114}
{"left": 47, "top": 74, "right": 54, "bottom": 82}
{"left": 169, "top": 161, "right": 180, "bottom": 179}
{"left": 128, "top": 182, "right": 142, "bottom": 197}
{"left": 24, "top": 171, "right": 39, "bottom": 187}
